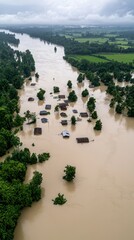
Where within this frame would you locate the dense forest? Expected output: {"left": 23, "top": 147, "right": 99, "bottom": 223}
{"left": 0, "top": 32, "right": 50, "bottom": 240}
{"left": 0, "top": 32, "right": 35, "bottom": 156}
{"left": 64, "top": 56, "right": 134, "bottom": 116}
{"left": 5, "top": 27, "right": 134, "bottom": 55}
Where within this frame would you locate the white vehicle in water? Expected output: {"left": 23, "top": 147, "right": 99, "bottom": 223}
{"left": 61, "top": 130, "right": 70, "bottom": 138}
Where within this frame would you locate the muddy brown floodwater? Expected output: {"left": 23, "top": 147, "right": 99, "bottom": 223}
{"left": 2, "top": 30, "right": 134, "bottom": 240}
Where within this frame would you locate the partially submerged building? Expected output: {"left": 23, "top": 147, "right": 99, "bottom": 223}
{"left": 34, "top": 128, "right": 42, "bottom": 135}
{"left": 76, "top": 137, "right": 89, "bottom": 143}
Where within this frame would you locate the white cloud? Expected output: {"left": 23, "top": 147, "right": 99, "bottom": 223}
{"left": 0, "top": 0, "right": 134, "bottom": 24}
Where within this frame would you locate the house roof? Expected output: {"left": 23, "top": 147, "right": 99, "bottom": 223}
{"left": 58, "top": 95, "right": 65, "bottom": 99}
{"left": 45, "top": 104, "right": 51, "bottom": 110}
{"left": 28, "top": 97, "right": 34, "bottom": 101}
{"left": 76, "top": 137, "right": 89, "bottom": 143}
{"left": 80, "top": 112, "right": 88, "bottom": 117}
{"left": 61, "top": 120, "right": 68, "bottom": 125}
{"left": 34, "top": 128, "right": 42, "bottom": 135}
{"left": 40, "top": 110, "right": 48, "bottom": 115}
{"left": 60, "top": 112, "right": 67, "bottom": 117}
{"left": 41, "top": 118, "right": 48, "bottom": 123}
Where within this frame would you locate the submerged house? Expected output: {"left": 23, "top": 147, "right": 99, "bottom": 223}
{"left": 60, "top": 112, "right": 67, "bottom": 117}
{"left": 58, "top": 103, "right": 68, "bottom": 111}
{"left": 61, "top": 120, "right": 68, "bottom": 126}
{"left": 45, "top": 104, "right": 51, "bottom": 110}
{"left": 76, "top": 137, "right": 89, "bottom": 143}
{"left": 34, "top": 128, "right": 42, "bottom": 135}
{"left": 28, "top": 97, "right": 34, "bottom": 101}
{"left": 80, "top": 112, "right": 88, "bottom": 117}
{"left": 40, "top": 110, "right": 49, "bottom": 115}
{"left": 58, "top": 95, "right": 65, "bottom": 99}
{"left": 41, "top": 118, "right": 48, "bottom": 123}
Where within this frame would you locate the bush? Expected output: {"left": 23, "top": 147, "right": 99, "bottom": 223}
{"left": 82, "top": 89, "right": 89, "bottom": 97}
{"left": 94, "top": 119, "right": 102, "bottom": 130}
{"left": 67, "top": 80, "right": 72, "bottom": 88}
{"left": 63, "top": 165, "right": 76, "bottom": 182}
{"left": 53, "top": 86, "right": 60, "bottom": 93}
{"left": 68, "top": 90, "right": 77, "bottom": 102}
{"left": 52, "top": 193, "right": 67, "bottom": 205}
{"left": 37, "top": 88, "right": 45, "bottom": 100}
{"left": 71, "top": 116, "right": 76, "bottom": 125}
{"left": 91, "top": 111, "right": 98, "bottom": 119}
{"left": 38, "top": 153, "right": 50, "bottom": 163}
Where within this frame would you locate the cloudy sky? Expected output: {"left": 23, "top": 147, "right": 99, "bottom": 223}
{"left": 0, "top": 0, "right": 134, "bottom": 25}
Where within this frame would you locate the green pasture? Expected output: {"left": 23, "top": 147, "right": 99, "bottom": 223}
{"left": 71, "top": 55, "right": 108, "bottom": 63}
{"left": 70, "top": 53, "right": 134, "bottom": 63}
{"left": 98, "top": 53, "right": 134, "bottom": 63}
{"left": 74, "top": 37, "right": 108, "bottom": 43}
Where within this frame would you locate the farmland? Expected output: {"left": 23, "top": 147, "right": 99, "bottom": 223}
{"left": 70, "top": 54, "right": 108, "bottom": 63}
{"left": 98, "top": 53, "right": 134, "bottom": 63}
{"left": 70, "top": 53, "right": 134, "bottom": 64}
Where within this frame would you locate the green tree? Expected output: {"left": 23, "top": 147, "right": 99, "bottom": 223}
{"left": 53, "top": 86, "right": 60, "bottom": 93}
{"left": 35, "top": 72, "right": 39, "bottom": 78}
{"left": 82, "top": 89, "right": 89, "bottom": 97}
{"left": 54, "top": 105, "right": 59, "bottom": 112}
{"left": 94, "top": 119, "right": 102, "bottom": 130}
{"left": 67, "top": 80, "right": 72, "bottom": 89}
{"left": 37, "top": 88, "right": 45, "bottom": 100}
{"left": 0, "top": 135, "right": 7, "bottom": 156}
{"left": 63, "top": 165, "right": 76, "bottom": 182}
{"left": 52, "top": 193, "right": 67, "bottom": 205}
{"left": 1, "top": 160, "right": 27, "bottom": 182}
{"left": 77, "top": 73, "right": 84, "bottom": 83}
{"left": 71, "top": 116, "right": 76, "bottom": 125}
{"left": 38, "top": 152, "right": 50, "bottom": 163}
{"left": 91, "top": 111, "right": 98, "bottom": 119}
{"left": 68, "top": 90, "right": 77, "bottom": 102}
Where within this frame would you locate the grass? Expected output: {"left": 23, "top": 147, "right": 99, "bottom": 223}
{"left": 62, "top": 35, "right": 132, "bottom": 49}
{"left": 70, "top": 53, "right": 134, "bottom": 64}
{"left": 74, "top": 37, "right": 108, "bottom": 43}
{"left": 71, "top": 55, "right": 108, "bottom": 63}
{"left": 98, "top": 53, "right": 134, "bottom": 63}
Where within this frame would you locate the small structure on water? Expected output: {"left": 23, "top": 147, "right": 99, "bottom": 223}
{"left": 45, "top": 104, "right": 51, "bottom": 110}
{"left": 60, "top": 112, "right": 67, "bottom": 117}
{"left": 59, "top": 103, "right": 68, "bottom": 111}
{"left": 61, "top": 120, "right": 68, "bottom": 126}
{"left": 72, "top": 109, "right": 78, "bottom": 114}
{"left": 41, "top": 118, "right": 48, "bottom": 123}
{"left": 28, "top": 97, "right": 34, "bottom": 101}
{"left": 34, "top": 128, "right": 42, "bottom": 135}
{"left": 80, "top": 112, "right": 88, "bottom": 118}
{"left": 59, "top": 95, "right": 65, "bottom": 99}
{"left": 61, "top": 130, "right": 70, "bottom": 138}
{"left": 40, "top": 110, "right": 49, "bottom": 115}
{"left": 76, "top": 137, "right": 89, "bottom": 143}
{"left": 30, "top": 83, "right": 36, "bottom": 86}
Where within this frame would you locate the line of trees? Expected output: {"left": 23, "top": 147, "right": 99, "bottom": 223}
{"left": 6, "top": 27, "right": 134, "bottom": 55}
{"left": 0, "top": 33, "right": 50, "bottom": 240}
{"left": 0, "top": 34, "right": 36, "bottom": 156}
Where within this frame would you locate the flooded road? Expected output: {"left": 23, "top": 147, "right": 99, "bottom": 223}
{"left": 2, "top": 31, "right": 134, "bottom": 240}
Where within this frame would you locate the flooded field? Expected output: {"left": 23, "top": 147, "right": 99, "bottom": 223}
{"left": 1, "top": 30, "right": 134, "bottom": 240}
